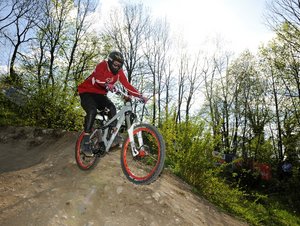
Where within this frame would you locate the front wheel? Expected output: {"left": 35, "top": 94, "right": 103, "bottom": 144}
{"left": 120, "top": 123, "right": 166, "bottom": 185}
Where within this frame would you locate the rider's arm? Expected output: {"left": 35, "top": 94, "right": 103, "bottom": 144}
{"left": 118, "top": 70, "right": 141, "bottom": 97}
{"left": 92, "top": 61, "right": 110, "bottom": 88}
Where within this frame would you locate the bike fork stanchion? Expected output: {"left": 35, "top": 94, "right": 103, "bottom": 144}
{"left": 128, "top": 123, "right": 139, "bottom": 157}
{"left": 137, "top": 131, "right": 144, "bottom": 150}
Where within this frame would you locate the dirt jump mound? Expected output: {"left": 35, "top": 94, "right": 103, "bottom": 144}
{"left": 0, "top": 126, "right": 247, "bottom": 226}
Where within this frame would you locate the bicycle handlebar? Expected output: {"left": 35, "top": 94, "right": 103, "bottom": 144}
{"left": 113, "top": 86, "right": 149, "bottom": 121}
{"left": 114, "top": 87, "right": 129, "bottom": 98}
{"left": 113, "top": 87, "right": 146, "bottom": 104}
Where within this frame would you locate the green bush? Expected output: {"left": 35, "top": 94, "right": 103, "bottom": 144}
{"left": 160, "top": 116, "right": 300, "bottom": 226}
{"left": 0, "top": 82, "right": 83, "bottom": 131}
{"left": 24, "top": 88, "right": 83, "bottom": 130}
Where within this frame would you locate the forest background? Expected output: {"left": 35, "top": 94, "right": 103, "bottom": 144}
{"left": 0, "top": 0, "right": 299, "bottom": 225}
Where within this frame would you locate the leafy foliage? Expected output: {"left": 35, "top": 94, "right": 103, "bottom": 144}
{"left": 160, "top": 115, "right": 300, "bottom": 225}
{"left": 0, "top": 0, "right": 300, "bottom": 225}
{"left": 0, "top": 77, "right": 83, "bottom": 130}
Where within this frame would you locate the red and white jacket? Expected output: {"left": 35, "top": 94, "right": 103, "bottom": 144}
{"left": 78, "top": 60, "right": 141, "bottom": 97}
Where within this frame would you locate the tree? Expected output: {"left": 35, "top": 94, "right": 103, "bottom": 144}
{"left": 212, "top": 50, "right": 234, "bottom": 152}
{"left": 259, "top": 37, "right": 300, "bottom": 161}
{"left": 71, "top": 35, "right": 103, "bottom": 93}
{"left": 184, "top": 51, "right": 203, "bottom": 122}
{"left": 266, "top": 0, "right": 300, "bottom": 53}
{"left": 6, "top": 0, "right": 102, "bottom": 98}
{"left": 37, "top": 0, "right": 72, "bottom": 89}
{"left": 265, "top": 0, "right": 300, "bottom": 162}
{"left": 175, "top": 51, "right": 188, "bottom": 124}
{"left": 202, "top": 45, "right": 230, "bottom": 152}
{"left": 202, "top": 54, "right": 220, "bottom": 149}
{"left": 62, "top": 0, "right": 97, "bottom": 92}
{"left": 143, "top": 18, "right": 171, "bottom": 125}
{"left": 0, "top": 0, "right": 39, "bottom": 85}
{"left": 0, "top": 0, "right": 18, "bottom": 34}
{"left": 228, "top": 52, "right": 256, "bottom": 157}
{"left": 102, "top": 2, "right": 150, "bottom": 83}
{"left": 230, "top": 51, "right": 271, "bottom": 159}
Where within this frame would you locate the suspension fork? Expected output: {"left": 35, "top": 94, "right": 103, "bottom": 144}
{"left": 125, "top": 113, "right": 136, "bottom": 154}
{"left": 127, "top": 123, "right": 145, "bottom": 157}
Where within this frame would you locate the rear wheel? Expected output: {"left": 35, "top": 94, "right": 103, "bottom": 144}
{"left": 75, "top": 131, "right": 99, "bottom": 170}
{"left": 120, "top": 123, "right": 165, "bottom": 185}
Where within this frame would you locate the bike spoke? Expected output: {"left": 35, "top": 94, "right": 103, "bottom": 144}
{"left": 121, "top": 124, "right": 165, "bottom": 184}
{"left": 75, "top": 132, "right": 98, "bottom": 170}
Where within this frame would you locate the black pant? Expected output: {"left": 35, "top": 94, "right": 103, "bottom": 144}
{"left": 79, "top": 93, "right": 116, "bottom": 133}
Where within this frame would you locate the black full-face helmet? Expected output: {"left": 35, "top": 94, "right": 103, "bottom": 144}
{"left": 108, "top": 51, "right": 124, "bottom": 75}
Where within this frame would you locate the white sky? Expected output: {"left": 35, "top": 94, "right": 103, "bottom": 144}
{"left": 97, "top": 0, "right": 274, "bottom": 54}
{"left": 0, "top": 0, "right": 275, "bottom": 73}
{"left": 95, "top": 0, "right": 275, "bottom": 112}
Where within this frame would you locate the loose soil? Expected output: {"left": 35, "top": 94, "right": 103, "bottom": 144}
{"left": 0, "top": 126, "right": 248, "bottom": 226}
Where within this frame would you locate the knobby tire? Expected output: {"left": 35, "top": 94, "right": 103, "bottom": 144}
{"left": 120, "top": 123, "right": 166, "bottom": 185}
{"left": 75, "top": 131, "right": 99, "bottom": 170}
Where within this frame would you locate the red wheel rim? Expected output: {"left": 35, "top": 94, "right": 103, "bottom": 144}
{"left": 122, "top": 127, "right": 161, "bottom": 181}
{"left": 76, "top": 132, "right": 96, "bottom": 169}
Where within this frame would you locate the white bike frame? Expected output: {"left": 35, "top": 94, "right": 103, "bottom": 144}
{"left": 94, "top": 89, "right": 144, "bottom": 156}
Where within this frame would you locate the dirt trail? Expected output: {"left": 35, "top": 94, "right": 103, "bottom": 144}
{"left": 0, "top": 126, "right": 248, "bottom": 226}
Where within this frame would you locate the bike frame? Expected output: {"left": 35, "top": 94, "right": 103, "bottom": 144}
{"left": 91, "top": 92, "right": 143, "bottom": 156}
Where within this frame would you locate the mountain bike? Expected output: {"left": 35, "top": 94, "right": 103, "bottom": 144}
{"left": 75, "top": 88, "right": 166, "bottom": 185}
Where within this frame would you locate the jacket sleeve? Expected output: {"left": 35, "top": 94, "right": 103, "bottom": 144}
{"left": 92, "top": 61, "right": 108, "bottom": 88}
{"left": 118, "top": 70, "right": 141, "bottom": 97}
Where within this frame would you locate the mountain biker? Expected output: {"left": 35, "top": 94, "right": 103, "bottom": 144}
{"left": 77, "top": 51, "right": 147, "bottom": 156}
